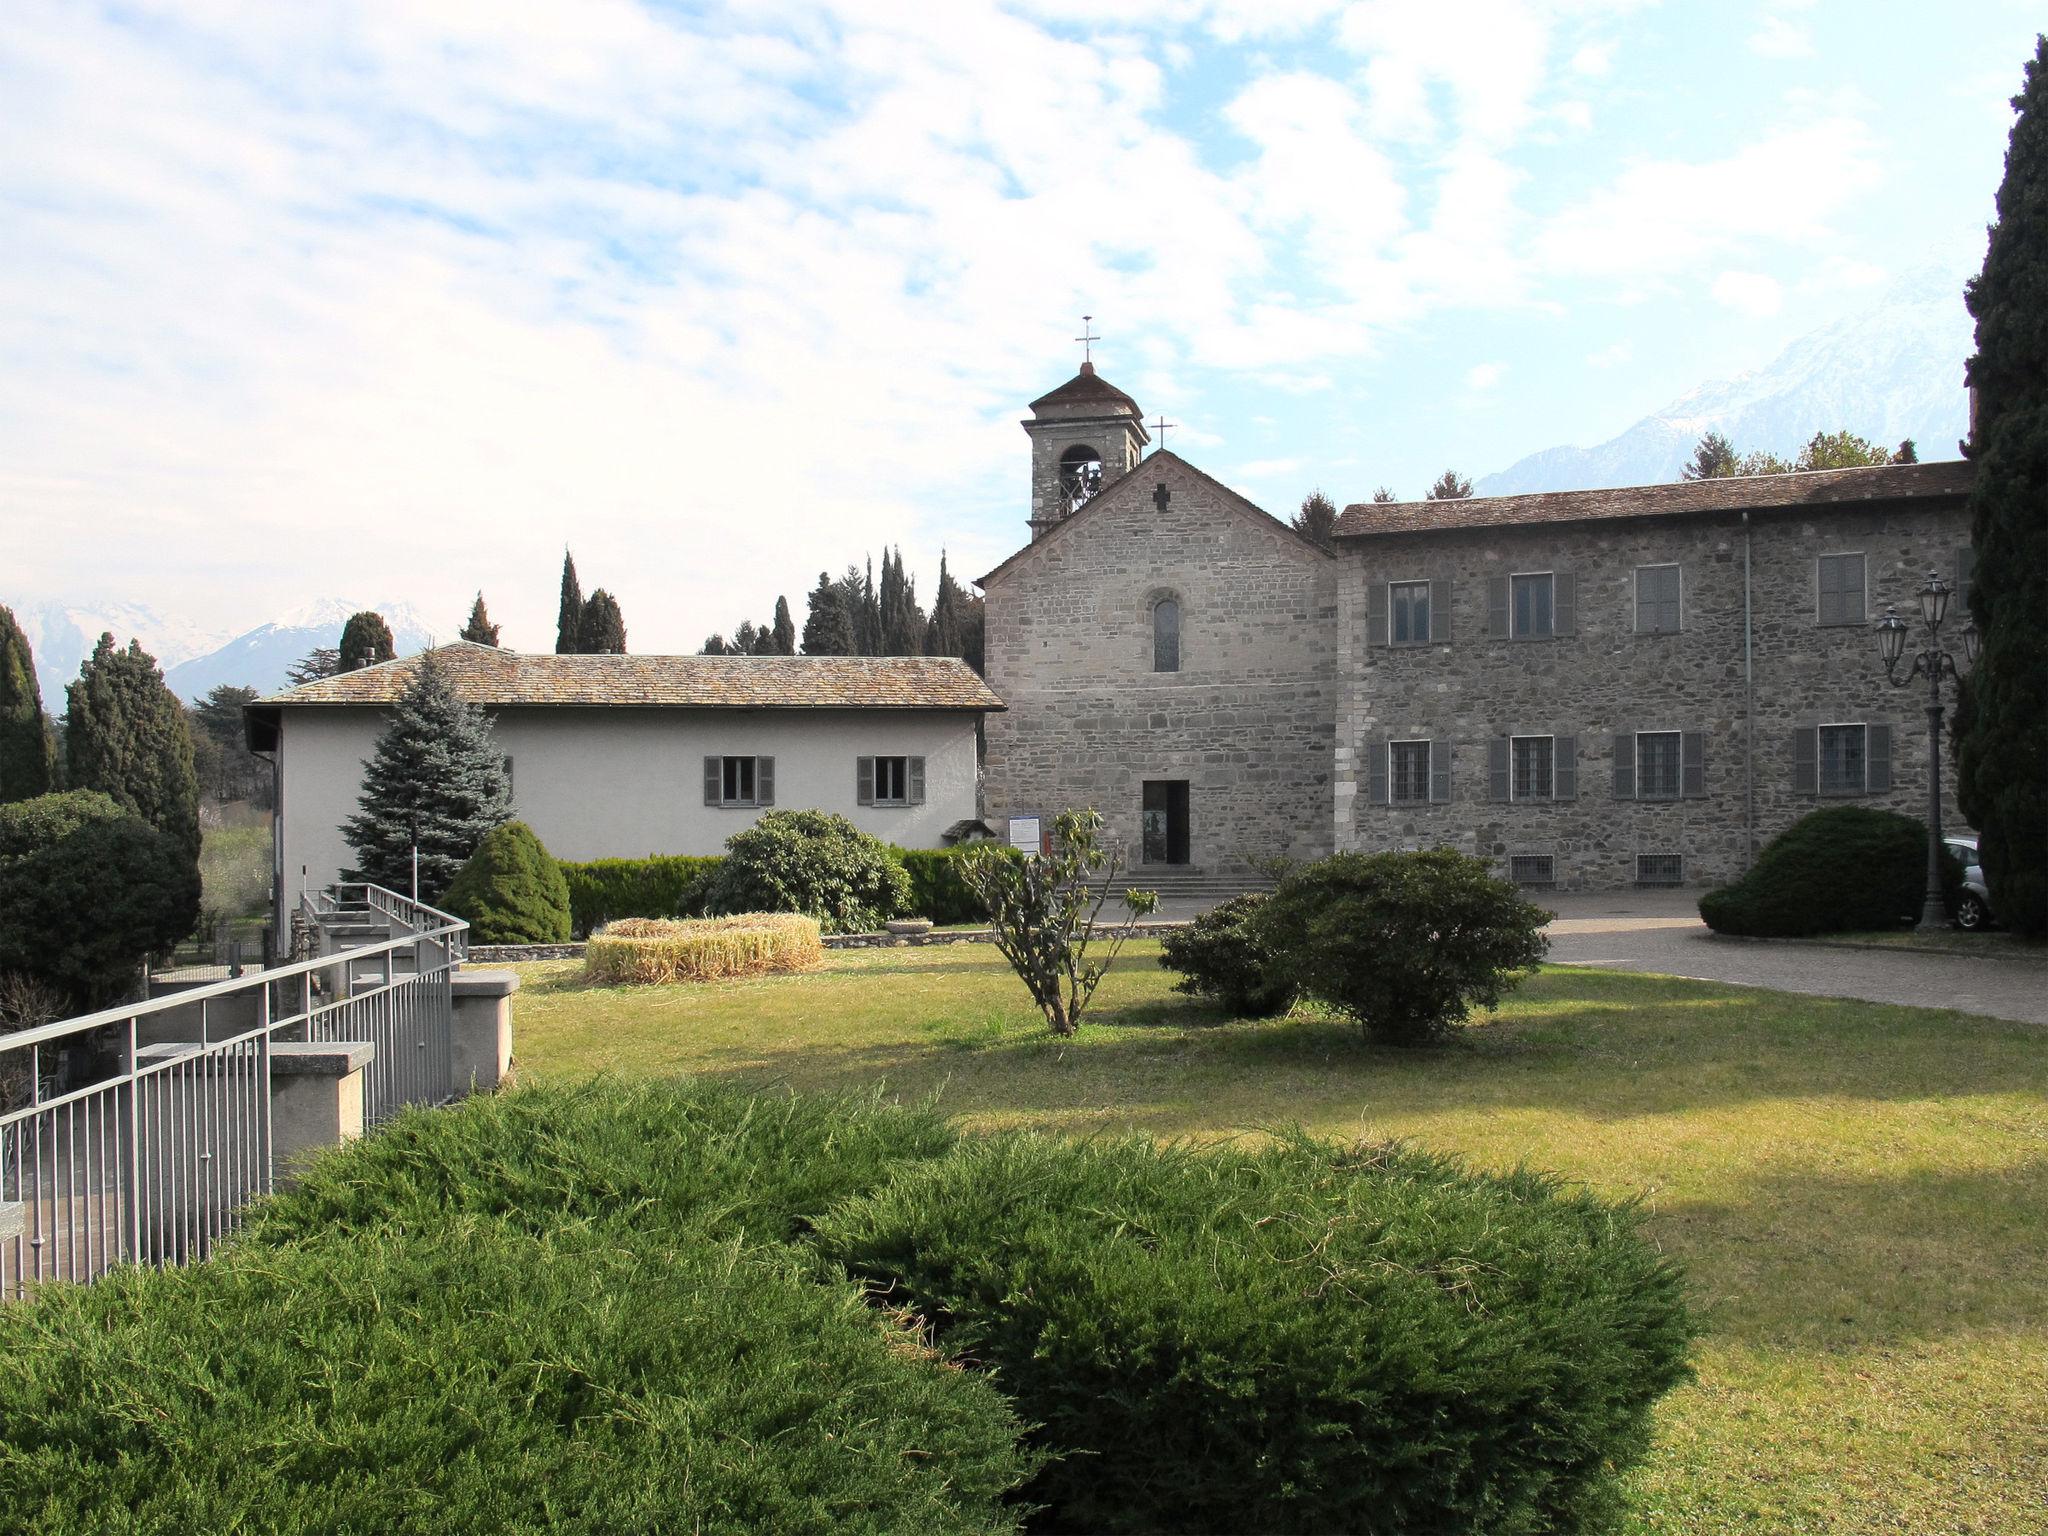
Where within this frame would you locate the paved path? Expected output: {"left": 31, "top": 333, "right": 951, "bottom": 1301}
{"left": 1539, "top": 890, "right": 2048, "bottom": 1025}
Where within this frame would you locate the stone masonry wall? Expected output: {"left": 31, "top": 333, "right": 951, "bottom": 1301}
{"left": 1333, "top": 498, "right": 1973, "bottom": 889}
{"left": 985, "top": 455, "right": 1338, "bottom": 874}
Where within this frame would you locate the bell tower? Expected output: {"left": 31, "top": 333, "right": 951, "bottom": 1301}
{"left": 1022, "top": 348, "right": 1149, "bottom": 542}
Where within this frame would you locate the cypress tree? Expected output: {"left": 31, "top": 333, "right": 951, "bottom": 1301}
{"left": 772, "top": 595, "right": 796, "bottom": 655}
{"left": 340, "top": 654, "right": 512, "bottom": 902}
{"left": 1957, "top": 34, "right": 2048, "bottom": 938}
{"left": 578, "top": 590, "right": 627, "bottom": 654}
{"left": 0, "top": 605, "right": 56, "bottom": 803}
{"left": 460, "top": 592, "right": 501, "bottom": 646}
{"left": 338, "top": 611, "right": 396, "bottom": 671}
{"left": 802, "top": 571, "right": 854, "bottom": 655}
{"left": 926, "top": 552, "right": 964, "bottom": 660}
{"left": 64, "top": 634, "right": 201, "bottom": 863}
{"left": 556, "top": 550, "right": 584, "bottom": 655}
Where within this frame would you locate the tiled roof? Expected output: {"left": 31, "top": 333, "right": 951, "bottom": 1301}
{"left": 1028, "top": 362, "right": 1143, "bottom": 416}
{"left": 1333, "top": 459, "right": 1972, "bottom": 539}
{"left": 260, "top": 643, "right": 1005, "bottom": 711}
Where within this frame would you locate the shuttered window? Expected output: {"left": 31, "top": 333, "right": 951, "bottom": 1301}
{"left": 1637, "top": 731, "right": 1682, "bottom": 800}
{"left": 1817, "top": 553, "right": 1867, "bottom": 625}
{"left": 857, "top": 755, "right": 925, "bottom": 807}
{"left": 1635, "top": 564, "right": 1681, "bottom": 633}
{"left": 1389, "top": 740, "right": 1430, "bottom": 803}
{"left": 1510, "top": 574, "right": 1553, "bottom": 638}
{"left": 1390, "top": 582, "right": 1430, "bottom": 645}
{"left": 705, "top": 755, "right": 774, "bottom": 808}
{"left": 1510, "top": 736, "right": 1554, "bottom": 800}
{"left": 1819, "top": 725, "right": 1866, "bottom": 794}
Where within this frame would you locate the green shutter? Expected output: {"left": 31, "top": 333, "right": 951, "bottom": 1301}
{"left": 704, "top": 756, "right": 721, "bottom": 806}
{"left": 856, "top": 756, "right": 875, "bottom": 806}
{"left": 757, "top": 756, "right": 775, "bottom": 806}
{"left": 908, "top": 756, "right": 926, "bottom": 805}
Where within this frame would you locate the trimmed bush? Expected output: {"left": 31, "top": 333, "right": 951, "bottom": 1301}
{"left": 557, "top": 854, "right": 724, "bottom": 936}
{"left": 0, "top": 1219, "right": 1034, "bottom": 1534}
{"left": 1259, "top": 849, "right": 1549, "bottom": 1046}
{"left": 894, "top": 845, "right": 1005, "bottom": 925}
{"left": 1157, "top": 891, "right": 1294, "bottom": 1016}
{"left": 816, "top": 1133, "right": 1694, "bottom": 1536}
{"left": 441, "top": 820, "right": 572, "bottom": 944}
{"left": 584, "top": 913, "right": 823, "bottom": 985}
{"left": 707, "top": 810, "right": 910, "bottom": 934}
{"left": 1699, "top": 806, "right": 1964, "bottom": 937}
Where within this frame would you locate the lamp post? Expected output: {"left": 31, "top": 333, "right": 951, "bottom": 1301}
{"left": 1874, "top": 571, "right": 1979, "bottom": 933}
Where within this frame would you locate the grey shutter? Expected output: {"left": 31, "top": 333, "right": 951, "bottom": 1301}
{"left": 1430, "top": 578, "right": 1451, "bottom": 642}
{"left": 1553, "top": 571, "right": 1575, "bottom": 636}
{"left": 856, "top": 756, "right": 875, "bottom": 806}
{"left": 1681, "top": 733, "right": 1705, "bottom": 798}
{"left": 908, "top": 756, "right": 926, "bottom": 805}
{"left": 1954, "top": 546, "right": 1975, "bottom": 613}
{"left": 1488, "top": 737, "right": 1510, "bottom": 801}
{"left": 1367, "top": 741, "right": 1387, "bottom": 805}
{"left": 1816, "top": 558, "right": 1838, "bottom": 625}
{"left": 756, "top": 756, "right": 775, "bottom": 806}
{"left": 1866, "top": 725, "right": 1892, "bottom": 793}
{"left": 1554, "top": 735, "right": 1577, "bottom": 800}
{"left": 1611, "top": 732, "right": 1635, "bottom": 800}
{"left": 1487, "top": 576, "right": 1509, "bottom": 638}
{"left": 1792, "top": 728, "right": 1818, "bottom": 794}
{"left": 1366, "top": 582, "right": 1388, "bottom": 647}
{"left": 1429, "top": 738, "right": 1451, "bottom": 803}
{"left": 704, "top": 756, "right": 721, "bottom": 807}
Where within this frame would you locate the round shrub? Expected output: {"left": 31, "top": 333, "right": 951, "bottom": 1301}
{"left": 707, "top": 809, "right": 910, "bottom": 934}
{"left": 0, "top": 1219, "right": 1034, "bottom": 1535}
{"left": 815, "top": 1133, "right": 1694, "bottom": 1536}
{"left": 1699, "top": 806, "right": 1964, "bottom": 937}
{"left": 1157, "top": 891, "right": 1294, "bottom": 1016}
{"left": 583, "top": 913, "right": 824, "bottom": 985}
{"left": 1259, "top": 848, "right": 1549, "bottom": 1046}
{"left": 440, "top": 820, "right": 572, "bottom": 944}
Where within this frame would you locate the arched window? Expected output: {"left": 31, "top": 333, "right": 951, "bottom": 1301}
{"left": 1152, "top": 597, "right": 1181, "bottom": 673}
{"left": 1058, "top": 445, "right": 1104, "bottom": 515}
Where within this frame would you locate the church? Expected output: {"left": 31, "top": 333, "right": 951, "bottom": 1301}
{"left": 978, "top": 361, "right": 1973, "bottom": 891}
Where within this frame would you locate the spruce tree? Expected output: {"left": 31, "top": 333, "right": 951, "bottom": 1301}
{"left": 1957, "top": 34, "right": 2048, "bottom": 937}
{"left": 1681, "top": 431, "right": 1738, "bottom": 480}
{"left": 771, "top": 595, "right": 797, "bottom": 655}
{"left": 1291, "top": 490, "right": 1338, "bottom": 550}
{"left": 1371, "top": 487, "right": 1397, "bottom": 503}
{"left": 64, "top": 634, "right": 201, "bottom": 862}
{"left": 460, "top": 592, "right": 501, "bottom": 646}
{"left": 338, "top": 610, "right": 396, "bottom": 671}
{"left": 340, "top": 654, "right": 512, "bottom": 902}
{"left": 732, "top": 620, "right": 760, "bottom": 654}
{"left": 1425, "top": 470, "right": 1473, "bottom": 501}
{"left": 578, "top": 590, "right": 627, "bottom": 654}
{"left": 0, "top": 605, "right": 56, "bottom": 804}
{"left": 802, "top": 571, "right": 854, "bottom": 655}
{"left": 556, "top": 550, "right": 584, "bottom": 654}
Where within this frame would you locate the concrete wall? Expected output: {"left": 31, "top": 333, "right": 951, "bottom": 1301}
{"left": 983, "top": 454, "right": 1338, "bottom": 874}
{"left": 275, "top": 706, "right": 983, "bottom": 905}
{"left": 1333, "top": 498, "right": 1973, "bottom": 887}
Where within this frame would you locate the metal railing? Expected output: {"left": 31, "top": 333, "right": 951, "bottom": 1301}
{"left": 0, "top": 884, "right": 467, "bottom": 1298}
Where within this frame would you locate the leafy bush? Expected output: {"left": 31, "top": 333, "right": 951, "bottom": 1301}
{"left": 0, "top": 1219, "right": 1033, "bottom": 1535}
{"left": 1259, "top": 849, "right": 1549, "bottom": 1046}
{"left": 706, "top": 810, "right": 909, "bottom": 934}
{"left": 0, "top": 790, "right": 200, "bottom": 1008}
{"left": 1699, "top": 806, "right": 1965, "bottom": 937}
{"left": 557, "top": 854, "right": 725, "bottom": 936}
{"left": 817, "top": 1133, "right": 1694, "bottom": 1536}
{"left": 583, "top": 914, "right": 823, "bottom": 985}
{"left": 1157, "top": 891, "right": 1293, "bottom": 1016}
{"left": 894, "top": 845, "right": 1007, "bottom": 925}
{"left": 441, "top": 820, "right": 573, "bottom": 944}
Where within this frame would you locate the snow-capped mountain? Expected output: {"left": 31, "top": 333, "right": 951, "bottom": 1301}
{"left": 10, "top": 600, "right": 232, "bottom": 710}
{"left": 1476, "top": 262, "right": 1974, "bottom": 496}
{"left": 163, "top": 600, "right": 438, "bottom": 701}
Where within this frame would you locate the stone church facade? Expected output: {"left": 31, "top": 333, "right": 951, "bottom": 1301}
{"left": 979, "top": 364, "right": 1973, "bottom": 889}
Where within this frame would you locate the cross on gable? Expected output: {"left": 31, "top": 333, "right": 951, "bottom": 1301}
{"left": 1151, "top": 414, "right": 1174, "bottom": 451}
{"left": 1153, "top": 482, "right": 1171, "bottom": 510}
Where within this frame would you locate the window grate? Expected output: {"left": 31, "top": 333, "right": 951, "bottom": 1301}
{"left": 1636, "top": 853, "right": 1684, "bottom": 885}
{"left": 1508, "top": 854, "right": 1555, "bottom": 887}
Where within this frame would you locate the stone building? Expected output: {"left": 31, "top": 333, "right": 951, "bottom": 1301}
{"left": 978, "top": 361, "right": 1974, "bottom": 889}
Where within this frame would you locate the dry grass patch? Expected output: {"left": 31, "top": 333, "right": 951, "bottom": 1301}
{"left": 582, "top": 913, "right": 823, "bottom": 985}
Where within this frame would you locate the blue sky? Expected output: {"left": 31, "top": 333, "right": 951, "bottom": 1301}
{"left": 1, "top": 1, "right": 2037, "bottom": 656}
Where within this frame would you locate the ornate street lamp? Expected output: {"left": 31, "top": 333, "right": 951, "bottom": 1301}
{"left": 1874, "top": 571, "right": 1977, "bottom": 932}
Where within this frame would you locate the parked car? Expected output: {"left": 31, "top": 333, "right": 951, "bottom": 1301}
{"left": 1945, "top": 834, "right": 1993, "bottom": 930}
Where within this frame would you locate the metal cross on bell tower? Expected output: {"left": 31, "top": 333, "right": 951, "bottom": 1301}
{"left": 1074, "top": 315, "right": 1099, "bottom": 364}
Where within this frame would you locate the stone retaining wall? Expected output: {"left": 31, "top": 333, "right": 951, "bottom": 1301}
{"left": 468, "top": 919, "right": 1193, "bottom": 965}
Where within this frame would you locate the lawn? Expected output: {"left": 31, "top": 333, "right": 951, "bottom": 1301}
{"left": 507, "top": 943, "right": 2047, "bottom": 1535}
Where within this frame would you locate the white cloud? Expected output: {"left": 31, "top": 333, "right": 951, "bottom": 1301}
{"left": 1465, "top": 361, "right": 1507, "bottom": 389}
{"left": 1569, "top": 40, "right": 1615, "bottom": 77}
{"left": 1586, "top": 340, "right": 1633, "bottom": 368}
{"left": 1233, "top": 456, "right": 1303, "bottom": 479}
{"left": 1711, "top": 270, "right": 1784, "bottom": 316}
{"left": 1749, "top": 16, "right": 1814, "bottom": 60}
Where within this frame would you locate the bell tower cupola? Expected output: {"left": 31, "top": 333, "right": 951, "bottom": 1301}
{"left": 1022, "top": 333, "right": 1148, "bottom": 541}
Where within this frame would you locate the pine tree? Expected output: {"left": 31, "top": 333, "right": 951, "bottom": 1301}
{"left": 338, "top": 611, "right": 396, "bottom": 671}
{"left": 0, "top": 605, "right": 56, "bottom": 804}
{"left": 64, "top": 634, "right": 201, "bottom": 862}
{"left": 1292, "top": 490, "right": 1338, "bottom": 550}
{"left": 287, "top": 647, "right": 341, "bottom": 686}
{"left": 1425, "top": 470, "right": 1473, "bottom": 501}
{"left": 339, "top": 655, "right": 512, "bottom": 902}
{"left": 803, "top": 571, "right": 855, "bottom": 655}
{"left": 1958, "top": 34, "right": 2048, "bottom": 938}
{"left": 771, "top": 596, "right": 797, "bottom": 655}
{"left": 1892, "top": 439, "right": 1919, "bottom": 464}
{"left": 460, "top": 592, "right": 501, "bottom": 646}
{"left": 556, "top": 550, "right": 584, "bottom": 655}
{"left": 578, "top": 590, "right": 627, "bottom": 654}
{"left": 1370, "top": 487, "right": 1397, "bottom": 503}
{"left": 732, "top": 620, "right": 760, "bottom": 654}
{"left": 1682, "top": 431, "right": 1738, "bottom": 480}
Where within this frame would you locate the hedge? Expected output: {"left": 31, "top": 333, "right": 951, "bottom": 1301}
{"left": 816, "top": 1132, "right": 1695, "bottom": 1535}
{"left": 1699, "top": 806, "right": 1964, "bottom": 937}
{"left": 892, "top": 845, "right": 1018, "bottom": 926}
{"left": 584, "top": 914, "right": 824, "bottom": 985}
{"left": 557, "top": 854, "right": 723, "bottom": 936}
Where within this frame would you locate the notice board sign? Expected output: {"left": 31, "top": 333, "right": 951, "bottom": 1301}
{"left": 1007, "top": 814, "right": 1042, "bottom": 855}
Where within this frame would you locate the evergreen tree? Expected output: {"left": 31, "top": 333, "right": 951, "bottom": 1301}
{"left": 0, "top": 605, "right": 56, "bottom": 804}
{"left": 338, "top": 611, "right": 396, "bottom": 672}
{"left": 460, "top": 592, "right": 501, "bottom": 646}
{"left": 1681, "top": 430, "right": 1738, "bottom": 480}
{"left": 927, "top": 552, "right": 966, "bottom": 659}
{"left": 700, "top": 634, "right": 731, "bottom": 656}
{"left": 578, "top": 590, "right": 627, "bottom": 654}
{"left": 1291, "top": 489, "right": 1338, "bottom": 550}
{"left": 64, "top": 634, "right": 201, "bottom": 862}
{"left": 286, "top": 647, "right": 341, "bottom": 686}
{"left": 732, "top": 620, "right": 760, "bottom": 655}
{"left": 188, "top": 685, "right": 269, "bottom": 806}
{"left": 1892, "top": 438, "right": 1919, "bottom": 464}
{"left": 1734, "top": 449, "right": 1795, "bottom": 476}
{"left": 1795, "top": 430, "right": 1893, "bottom": 471}
{"left": 1371, "top": 487, "right": 1397, "bottom": 503}
{"left": 958, "top": 590, "right": 987, "bottom": 675}
{"left": 339, "top": 654, "right": 512, "bottom": 902}
{"left": 771, "top": 595, "right": 797, "bottom": 655}
{"left": 802, "top": 571, "right": 855, "bottom": 655}
{"left": 881, "top": 548, "right": 926, "bottom": 654}
{"left": 1958, "top": 34, "right": 2048, "bottom": 938}
{"left": 556, "top": 550, "right": 584, "bottom": 655}
{"left": 1425, "top": 470, "right": 1473, "bottom": 501}
{"left": 751, "top": 620, "right": 779, "bottom": 656}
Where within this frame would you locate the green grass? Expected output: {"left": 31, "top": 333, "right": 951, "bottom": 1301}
{"left": 504, "top": 943, "right": 2048, "bottom": 1535}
